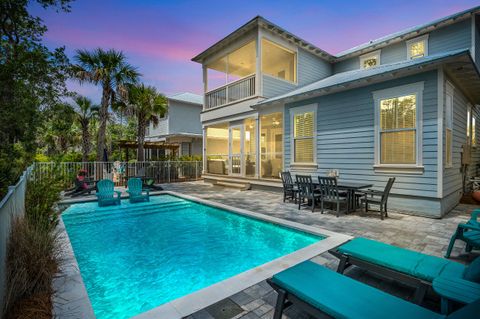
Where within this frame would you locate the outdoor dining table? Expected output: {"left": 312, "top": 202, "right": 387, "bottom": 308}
{"left": 313, "top": 181, "right": 373, "bottom": 213}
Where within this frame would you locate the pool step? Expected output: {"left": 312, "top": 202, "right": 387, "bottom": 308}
{"left": 215, "top": 181, "right": 251, "bottom": 191}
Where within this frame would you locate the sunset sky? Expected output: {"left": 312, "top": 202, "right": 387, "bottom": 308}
{"left": 31, "top": 0, "right": 480, "bottom": 103}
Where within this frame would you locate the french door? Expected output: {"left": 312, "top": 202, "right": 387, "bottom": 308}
{"left": 229, "top": 125, "right": 243, "bottom": 176}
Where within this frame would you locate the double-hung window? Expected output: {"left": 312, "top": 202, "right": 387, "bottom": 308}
{"left": 445, "top": 82, "right": 454, "bottom": 167}
{"left": 373, "top": 83, "right": 423, "bottom": 172}
{"left": 291, "top": 104, "right": 317, "bottom": 164}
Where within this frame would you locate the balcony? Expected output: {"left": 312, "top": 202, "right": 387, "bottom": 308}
{"left": 205, "top": 74, "right": 256, "bottom": 110}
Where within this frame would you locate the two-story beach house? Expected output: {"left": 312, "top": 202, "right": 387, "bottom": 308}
{"left": 192, "top": 6, "right": 480, "bottom": 217}
{"left": 145, "top": 92, "right": 203, "bottom": 158}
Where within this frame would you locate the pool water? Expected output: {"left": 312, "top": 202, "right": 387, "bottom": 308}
{"left": 62, "top": 195, "right": 323, "bottom": 319}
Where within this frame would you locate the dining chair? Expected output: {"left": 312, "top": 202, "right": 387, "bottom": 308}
{"left": 281, "top": 171, "right": 298, "bottom": 203}
{"left": 360, "top": 177, "right": 396, "bottom": 220}
{"left": 317, "top": 176, "right": 349, "bottom": 217}
{"left": 296, "top": 175, "right": 321, "bottom": 212}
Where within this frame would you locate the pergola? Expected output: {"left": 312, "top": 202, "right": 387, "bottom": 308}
{"left": 115, "top": 140, "right": 179, "bottom": 161}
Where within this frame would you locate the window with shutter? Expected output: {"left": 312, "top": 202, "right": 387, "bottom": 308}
{"left": 290, "top": 105, "right": 316, "bottom": 165}
{"left": 445, "top": 83, "right": 454, "bottom": 167}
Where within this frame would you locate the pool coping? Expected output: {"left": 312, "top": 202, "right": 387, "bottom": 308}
{"left": 56, "top": 191, "right": 352, "bottom": 319}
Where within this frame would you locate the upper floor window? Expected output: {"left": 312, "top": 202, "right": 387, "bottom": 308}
{"left": 360, "top": 50, "right": 380, "bottom": 69}
{"left": 373, "top": 82, "right": 424, "bottom": 168}
{"left": 291, "top": 104, "right": 316, "bottom": 164}
{"left": 262, "top": 39, "right": 296, "bottom": 83}
{"left": 406, "top": 35, "right": 428, "bottom": 60}
{"left": 206, "top": 40, "right": 256, "bottom": 90}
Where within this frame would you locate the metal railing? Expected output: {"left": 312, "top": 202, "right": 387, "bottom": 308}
{"left": 205, "top": 74, "right": 256, "bottom": 109}
{"left": 33, "top": 161, "right": 203, "bottom": 187}
{"left": 0, "top": 165, "right": 33, "bottom": 309}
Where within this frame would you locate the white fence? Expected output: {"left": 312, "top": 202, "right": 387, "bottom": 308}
{"left": 33, "top": 161, "right": 203, "bottom": 187}
{"left": 0, "top": 165, "right": 32, "bottom": 311}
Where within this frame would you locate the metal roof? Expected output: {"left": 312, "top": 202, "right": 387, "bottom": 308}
{"left": 167, "top": 92, "right": 203, "bottom": 105}
{"left": 335, "top": 6, "right": 480, "bottom": 59}
{"left": 255, "top": 49, "right": 480, "bottom": 107}
{"left": 191, "top": 16, "right": 334, "bottom": 63}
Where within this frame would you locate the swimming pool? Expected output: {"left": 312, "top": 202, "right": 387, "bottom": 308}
{"left": 62, "top": 194, "right": 335, "bottom": 319}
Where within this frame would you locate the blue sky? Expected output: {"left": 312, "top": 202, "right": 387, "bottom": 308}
{"left": 31, "top": 0, "right": 480, "bottom": 103}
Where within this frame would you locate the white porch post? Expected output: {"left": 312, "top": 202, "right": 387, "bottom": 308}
{"left": 255, "top": 116, "right": 260, "bottom": 179}
{"left": 202, "top": 126, "right": 207, "bottom": 175}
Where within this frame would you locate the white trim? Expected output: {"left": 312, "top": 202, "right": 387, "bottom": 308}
{"left": 406, "top": 34, "right": 429, "bottom": 60}
{"left": 359, "top": 50, "right": 381, "bottom": 69}
{"left": 437, "top": 69, "right": 444, "bottom": 198}
{"left": 289, "top": 103, "right": 318, "bottom": 166}
{"left": 373, "top": 82, "right": 424, "bottom": 170}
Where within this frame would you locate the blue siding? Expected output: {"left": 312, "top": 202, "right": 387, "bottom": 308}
{"left": 297, "top": 49, "right": 332, "bottom": 85}
{"left": 284, "top": 71, "right": 439, "bottom": 201}
{"left": 429, "top": 19, "right": 471, "bottom": 55}
{"left": 262, "top": 75, "right": 297, "bottom": 98}
{"left": 332, "top": 19, "right": 472, "bottom": 74}
{"left": 168, "top": 100, "right": 202, "bottom": 135}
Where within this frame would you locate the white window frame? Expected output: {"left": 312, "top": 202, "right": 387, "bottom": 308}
{"left": 373, "top": 82, "right": 424, "bottom": 173}
{"left": 406, "top": 34, "right": 429, "bottom": 60}
{"left": 289, "top": 104, "right": 317, "bottom": 167}
{"left": 445, "top": 81, "right": 454, "bottom": 168}
{"left": 359, "top": 50, "right": 381, "bottom": 69}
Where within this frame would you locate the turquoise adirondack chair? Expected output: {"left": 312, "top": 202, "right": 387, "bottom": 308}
{"left": 445, "top": 209, "right": 480, "bottom": 258}
{"left": 96, "top": 179, "right": 121, "bottom": 207}
{"left": 127, "top": 178, "right": 149, "bottom": 203}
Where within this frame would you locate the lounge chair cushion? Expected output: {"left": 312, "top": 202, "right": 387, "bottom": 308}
{"left": 463, "top": 257, "right": 480, "bottom": 283}
{"left": 338, "top": 237, "right": 465, "bottom": 282}
{"left": 272, "top": 261, "right": 442, "bottom": 319}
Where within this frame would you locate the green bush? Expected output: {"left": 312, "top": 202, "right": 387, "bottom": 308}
{"left": 3, "top": 173, "right": 64, "bottom": 318}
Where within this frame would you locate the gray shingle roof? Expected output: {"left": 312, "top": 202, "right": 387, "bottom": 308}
{"left": 168, "top": 92, "right": 203, "bottom": 105}
{"left": 257, "top": 49, "right": 470, "bottom": 106}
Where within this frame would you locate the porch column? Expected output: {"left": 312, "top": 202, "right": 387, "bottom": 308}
{"left": 202, "top": 126, "right": 207, "bottom": 175}
{"left": 255, "top": 117, "right": 260, "bottom": 179}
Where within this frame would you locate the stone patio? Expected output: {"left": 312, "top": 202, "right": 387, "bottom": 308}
{"left": 154, "top": 181, "right": 480, "bottom": 319}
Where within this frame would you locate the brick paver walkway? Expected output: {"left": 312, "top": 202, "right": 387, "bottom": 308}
{"left": 160, "top": 181, "right": 479, "bottom": 319}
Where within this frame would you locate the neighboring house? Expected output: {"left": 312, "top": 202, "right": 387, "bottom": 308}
{"left": 191, "top": 6, "right": 480, "bottom": 217}
{"left": 145, "top": 92, "right": 203, "bottom": 158}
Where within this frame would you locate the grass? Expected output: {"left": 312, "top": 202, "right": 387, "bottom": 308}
{"left": 3, "top": 174, "right": 66, "bottom": 319}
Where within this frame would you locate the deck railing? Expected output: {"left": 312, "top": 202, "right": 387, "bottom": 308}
{"left": 0, "top": 165, "right": 33, "bottom": 309}
{"left": 33, "top": 161, "right": 203, "bottom": 187}
{"left": 205, "top": 74, "right": 255, "bottom": 110}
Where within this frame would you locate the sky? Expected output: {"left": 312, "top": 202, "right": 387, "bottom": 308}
{"left": 31, "top": 0, "right": 480, "bottom": 104}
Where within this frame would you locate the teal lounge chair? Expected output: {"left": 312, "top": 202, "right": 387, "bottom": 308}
{"left": 445, "top": 209, "right": 480, "bottom": 258}
{"left": 268, "top": 260, "right": 480, "bottom": 319}
{"left": 329, "top": 237, "right": 471, "bottom": 304}
{"left": 127, "top": 178, "right": 149, "bottom": 203}
{"left": 96, "top": 179, "right": 121, "bottom": 207}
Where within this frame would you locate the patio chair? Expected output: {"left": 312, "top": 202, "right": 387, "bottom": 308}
{"left": 317, "top": 176, "right": 349, "bottom": 217}
{"left": 296, "top": 175, "right": 321, "bottom": 212}
{"left": 359, "top": 177, "right": 395, "bottom": 220}
{"left": 281, "top": 171, "right": 298, "bottom": 203}
{"left": 127, "top": 178, "right": 150, "bottom": 203}
{"left": 96, "top": 179, "right": 121, "bottom": 207}
{"left": 267, "top": 260, "right": 480, "bottom": 319}
{"left": 328, "top": 237, "right": 479, "bottom": 304}
{"left": 65, "top": 177, "right": 96, "bottom": 197}
{"left": 445, "top": 209, "right": 480, "bottom": 258}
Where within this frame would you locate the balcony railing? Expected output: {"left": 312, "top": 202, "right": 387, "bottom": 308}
{"left": 205, "top": 74, "right": 256, "bottom": 110}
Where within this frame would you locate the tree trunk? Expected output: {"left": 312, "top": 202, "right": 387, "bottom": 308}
{"left": 96, "top": 85, "right": 110, "bottom": 161}
{"left": 81, "top": 122, "right": 90, "bottom": 162}
{"left": 137, "top": 115, "right": 146, "bottom": 161}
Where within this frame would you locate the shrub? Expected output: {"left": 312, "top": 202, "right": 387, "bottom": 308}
{"left": 3, "top": 173, "right": 64, "bottom": 318}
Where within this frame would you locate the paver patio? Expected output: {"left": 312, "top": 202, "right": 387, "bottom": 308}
{"left": 158, "top": 181, "right": 480, "bottom": 319}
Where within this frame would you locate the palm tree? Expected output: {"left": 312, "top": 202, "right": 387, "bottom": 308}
{"left": 124, "top": 84, "right": 167, "bottom": 161}
{"left": 73, "top": 48, "right": 140, "bottom": 161}
{"left": 73, "top": 96, "right": 98, "bottom": 162}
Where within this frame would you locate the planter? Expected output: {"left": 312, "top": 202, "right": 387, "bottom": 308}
{"left": 472, "top": 191, "right": 480, "bottom": 202}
